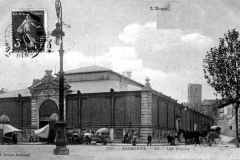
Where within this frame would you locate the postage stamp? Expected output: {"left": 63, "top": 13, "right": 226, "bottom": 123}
{"left": 11, "top": 9, "right": 48, "bottom": 57}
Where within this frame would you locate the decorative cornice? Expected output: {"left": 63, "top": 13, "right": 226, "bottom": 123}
{"left": 28, "top": 70, "right": 71, "bottom": 96}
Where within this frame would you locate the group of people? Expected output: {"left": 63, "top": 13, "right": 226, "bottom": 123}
{"left": 69, "top": 134, "right": 91, "bottom": 145}
{"left": 3, "top": 132, "right": 18, "bottom": 144}
{"left": 132, "top": 133, "right": 152, "bottom": 146}
{"left": 84, "top": 135, "right": 92, "bottom": 144}
{"left": 68, "top": 133, "right": 110, "bottom": 145}
{"left": 122, "top": 133, "right": 152, "bottom": 146}
{"left": 123, "top": 133, "right": 139, "bottom": 145}
{"left": 167, "top": 133, "right": 179, "bottom": 146}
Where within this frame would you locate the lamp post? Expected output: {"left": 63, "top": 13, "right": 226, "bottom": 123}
{"left": 51, "top": 0, "right": 69, "bottom": 155}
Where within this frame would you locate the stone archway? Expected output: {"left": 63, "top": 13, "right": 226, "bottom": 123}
{"left": 39, "top": 99, "right": 58, "bottom": 128}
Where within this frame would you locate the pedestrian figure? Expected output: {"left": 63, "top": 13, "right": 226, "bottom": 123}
{"left": 194, "top": 131, "right": 201, "bottom": 146}
{"left": 12, "top": 132, "right": 18, "bottom": 144}
{"left": 71, "top": 134, "right": 76, "bottom": 145}
{"left": 167, "top": 133, "right": 175, "bottom": 145}
{"left": 123, "top": 134, "right": 128, "bottom": 143}
{"left": 170, "top": 133, "right": 175, "bottom": 145}
{"left": 172, "top": 130, "right": 179, "bottom": 145}
{"left": 29, "top": 134, "right": 33, "bottom": 143}
{"left": 167, "top": 134, "right": 171, "bottom": 144}
{"left": 103, "top": 137, "right": 107, "bottom": 145}
{"left": 89, "top": 136, "right": 92, "bottom": 144}
{"left": 132, "top": 134, "right": 137, "bottom": 146}
{"left": 147, "top": 133, "right": 152, "bottom": 146}
{"left": 85, "top": 136, "right": 89, "bottom": 144}
{"left": 101, "top": 135, "right": 104, "bottom": 143}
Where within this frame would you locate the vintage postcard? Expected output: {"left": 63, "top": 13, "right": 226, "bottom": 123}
{"left": 0, "top": 0, "right": 239, "bottom": 160}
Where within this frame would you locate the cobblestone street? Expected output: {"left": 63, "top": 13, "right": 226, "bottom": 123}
{"left": 0, "top": 143, "right": 238, "bottom": 160}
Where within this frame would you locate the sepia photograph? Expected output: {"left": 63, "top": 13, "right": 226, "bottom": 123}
{"left": 0, "top": 0, "right": 240, "bottom": 159}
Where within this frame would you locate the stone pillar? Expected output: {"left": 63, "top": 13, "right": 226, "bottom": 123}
{"left": 0, "top": 127, "right": 3, "bottom": 144}
{"left": 18, "top": 94, "right": 23, "bottom": 128}
{"left": 31, "top": 99, "right": 37, "bottom": 128}
{"left": 77, "top": 91, "right": 81, "bottom": 128}
{"left": 140, "top": 90, "right": 153, "bottom": 143}
{"left": 140, "top": 77, "right": 153, "bottom": 143}
{"left": 110, "top": 89, "right": 114, "bottom": 127}
{"left": 110, "top": 128, "right": 114, "bottom": 142}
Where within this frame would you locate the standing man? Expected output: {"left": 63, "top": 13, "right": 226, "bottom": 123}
{"left": 132, "top": 134, "right": 137, "bottom": 146}
{"left": 12, "top": 132, "right": 18, "bottom": 144}
{"left": 194, "top": 131, "right": 201, "bottom": 147}
{"left": 147, "top": 133, "right": 152, "bottom": 146}
{"left": 29, "top": 134, "right": 34, "bottom": 143}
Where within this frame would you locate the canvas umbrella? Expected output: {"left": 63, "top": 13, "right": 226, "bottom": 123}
{"left": 84, "top": 133, "right": 92, "bottom": 136}
{"left": 210, "top": 126, "right": 221, "bottom": 131}
{"left": 34, "top": 124, "right": 49, "bottom": 138}
{"left": 96, "top": 128, "right": 109, "bottom": 133}
{"left": 72, "top": 132, "right": 79, "bottom": 136}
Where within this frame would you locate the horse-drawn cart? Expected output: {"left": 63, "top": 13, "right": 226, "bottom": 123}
{"left": 178, "top": 125, "right": 221, "bottom": 146}
{"left": 200, "top": 126, "right": 221, "bottom": 147}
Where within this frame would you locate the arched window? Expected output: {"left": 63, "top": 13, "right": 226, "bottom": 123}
{"left": 39, "top": 99, "right": 58, "bottom": 117}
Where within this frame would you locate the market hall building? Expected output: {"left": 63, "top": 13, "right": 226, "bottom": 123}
{"left": 0, "top": 65, "right": 214, "bottom": 143}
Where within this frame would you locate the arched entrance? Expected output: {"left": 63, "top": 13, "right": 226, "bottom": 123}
{"left": 39, "top": 100, "right": 58, "bottom": 128}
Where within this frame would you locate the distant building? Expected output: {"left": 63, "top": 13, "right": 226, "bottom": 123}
{"left": 218, "top": 103, "right": 235, "bottom": 138}
{"left": 188, "top": 84, "right": 202, "bottom": 110}
{"left": 201, "top": 99, "right": 220, "bottom": 125}
{"left": 187, "top": 84, "right": 221, "bottom": 126}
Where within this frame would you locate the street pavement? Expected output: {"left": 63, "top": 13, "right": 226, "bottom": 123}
{"left": 0, "top": 142, "right": 238, "bottom": 160}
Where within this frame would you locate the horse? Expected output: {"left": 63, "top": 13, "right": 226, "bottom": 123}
{"left": 177, "top": 129, "right": 201, "bottom": 145}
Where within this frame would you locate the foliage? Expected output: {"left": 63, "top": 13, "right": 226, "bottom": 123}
{"left": 203, "top": 29, "right": 240, "bottom": 104}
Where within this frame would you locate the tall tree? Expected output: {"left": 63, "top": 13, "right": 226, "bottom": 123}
{"left": 203, "top": 29, "right": 240, "bottom": 147}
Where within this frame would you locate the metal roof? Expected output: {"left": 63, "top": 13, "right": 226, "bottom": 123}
{"left": 0, "top": 89, "right": 31, "bottom": 98}
{"left": 65, "top": 65, "right": 111, "bottom": 75}
{"left": 202, "top": 99, "right": 219, "bottom": 105}
{"left": 0, "top": 80, "right": 142, "bottom": 98}
{"left": 68, "top": 80, "right": 142, "bottom": 94}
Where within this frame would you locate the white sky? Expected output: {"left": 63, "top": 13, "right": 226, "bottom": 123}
{"left": 1, "top": 0, "right": 240, "bottom": 102}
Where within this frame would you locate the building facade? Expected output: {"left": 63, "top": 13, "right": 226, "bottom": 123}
{"left": 0, "top": 65, "right": 214, "bottom": 143}
{"left": 218, "top": 103, "right": 236, "bottom": 138}
{"left": 201, "top": 99, "right": 219, "bottom": 125}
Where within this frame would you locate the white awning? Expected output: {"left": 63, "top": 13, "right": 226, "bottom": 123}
{"left": 34, "top": 124, "right": 49, "bottom": 138}
{"left": 0, "top": 124, "right": 22, "bottom": 134}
